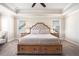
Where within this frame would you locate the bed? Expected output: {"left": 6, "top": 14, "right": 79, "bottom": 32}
{"left": 17, "top": 23, "right": 62, "bottom": 55}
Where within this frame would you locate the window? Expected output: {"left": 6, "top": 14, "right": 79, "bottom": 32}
{"left": 17, "top": 17, "right": 26, "bottom": 33}
{"left": 52, "top": 17, "right": 60, "bottom": 33}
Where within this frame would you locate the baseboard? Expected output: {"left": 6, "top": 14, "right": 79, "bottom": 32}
{"left": 65, "top": 38, "right": 79, "bottom": 46}
{"left": 7, "top": 39, "right": 17, "bottom": 43}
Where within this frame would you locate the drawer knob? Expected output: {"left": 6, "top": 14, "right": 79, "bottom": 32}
{"left": 21, "top": 48, "right": 23, "bottom": 50}
{"left": 56, "top": 48, "right": 60, "bottom": 50}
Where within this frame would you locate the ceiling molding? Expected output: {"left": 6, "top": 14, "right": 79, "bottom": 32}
{"left": 0, "top": 3, "right": 16, "bottom": 13}
{"left": 17, "top": 9, "right": 62, "bottom": 14}
{"left": 63, "top": 3, "right": 73, "bottom": 11}
{"left": 17, "top": 13, "right": 62, "bottom": 18}
{"left": 0, "top": 3, "right": 69, "bottom": 15}
{"left": 63, "top": 3, "right": 79, "bottom": 15}
{"left": 64, "top": 8, "right": 79, "bottom": 17}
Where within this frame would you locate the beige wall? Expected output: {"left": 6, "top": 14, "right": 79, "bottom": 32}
{"left": 1, "top": 14, "right": 15, "bottom": 42}
{"left": 0, "top": 5, "right": 16, "bottom": 42}
{"left": 25, "top": 16, "right": 53, "bottom": 33}
{"left": 59, "top": 16, "right": 65, "bottom": 39}
{"left": 16, "top": 15, "right": 64, "bottom": 39}
{"left": 65, "top": 10, "right": 79, "bottom": 44}
{"left": 0, "top": 14, "right": 1, "bottom": 31}
{"left": 14, "top": 16, "right": 18, "bottom": 39}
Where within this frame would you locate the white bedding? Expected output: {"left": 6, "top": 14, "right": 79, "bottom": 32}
{"left": 19, "top": 34, "right": 60, "bottom": 44}
{"left": 21, "top": 34, "right": 57, "bottom": 39}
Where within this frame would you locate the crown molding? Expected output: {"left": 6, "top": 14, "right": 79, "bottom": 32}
{"left": 63, "top": 3, "right": 73, "bottom": 11}
{"left": 0, "top": 3, "right": 16, "bottom": 13}
{"left": 17, "top": 9, "right": 62, "bottom": 14}
{"left": 63, "top": 3, "right": 79, "bottom": 16}
{"left": 16, "top": 13, "right": 62, "bottom": 19}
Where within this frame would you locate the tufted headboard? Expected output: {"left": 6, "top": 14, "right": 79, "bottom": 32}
{"left": 30, "top": 23, "right": 50, "bottom": 34}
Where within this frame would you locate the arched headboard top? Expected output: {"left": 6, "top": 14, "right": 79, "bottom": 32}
{"left": 30, "top": 23, "right": 50, "bottom": 34}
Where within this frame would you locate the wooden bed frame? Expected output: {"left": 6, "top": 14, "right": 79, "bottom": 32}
{"left": 17, "top": 23, "right": 62, "bottom": 55}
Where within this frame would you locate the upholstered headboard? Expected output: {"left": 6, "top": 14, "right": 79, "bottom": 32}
{"left": 30, "top": 23, "right": 50, "bottom": 34}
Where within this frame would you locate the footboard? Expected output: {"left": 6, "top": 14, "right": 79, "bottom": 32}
{"left": 17, "top": 44, "right": 62, "bottom": 55}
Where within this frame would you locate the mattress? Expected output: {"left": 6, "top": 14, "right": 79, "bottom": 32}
{"left": 19, "top": 34, "right": 60, "bottom": 45}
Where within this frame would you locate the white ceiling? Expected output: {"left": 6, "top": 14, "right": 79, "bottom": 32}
{"left": 0, "top": 3, "right": 71, "bottom": 16}
{"left": 5, "top": 3, "right": 68, "bottom": 10}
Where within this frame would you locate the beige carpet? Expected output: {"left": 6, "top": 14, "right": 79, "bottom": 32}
{"left": 0, "top": 40, "right": 79, "bottom": 56}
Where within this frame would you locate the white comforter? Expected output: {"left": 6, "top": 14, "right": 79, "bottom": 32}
{"left": 19, "top": 34, "right": 60, "bottom": 44}
{"left": 21, "top": 34, "right": 57, "bottom": 39}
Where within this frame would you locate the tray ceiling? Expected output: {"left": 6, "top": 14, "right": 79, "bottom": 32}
{"left": 0, "top": 3, "right": 70, "bottom": 15}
